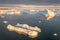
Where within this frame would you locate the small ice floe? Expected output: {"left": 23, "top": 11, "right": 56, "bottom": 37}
{"left": 3, "top": 21, "right": 8, "bottom": 24}
{"left": 53, "top": 33, "right": 58, "bottom": 36}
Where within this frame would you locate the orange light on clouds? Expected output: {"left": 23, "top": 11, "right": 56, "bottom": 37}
{"left": 7, "top": 24, "right": 41, "bottom": 38}
{"left": 45, "top": 9, "right": 56, "bottom": 20}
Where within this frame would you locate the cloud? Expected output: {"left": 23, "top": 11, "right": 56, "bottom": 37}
{"left": 7, "top": 24, "right": 41, "bottom": 38}
{"left": 45, "top": 9, "right": 56, "bottom": 20}
{"left": 15, "top": 23, "right": 41, "bottom": 32}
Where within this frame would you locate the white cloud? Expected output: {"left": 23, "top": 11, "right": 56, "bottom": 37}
{"left": 15, "top": 23, "right": 41, "bottom": 32}
{"left": 53, "top": 33, "right": 58, "bottom": 36}
{"left": 3, "top": 21, "right": 8, "bottom": 24}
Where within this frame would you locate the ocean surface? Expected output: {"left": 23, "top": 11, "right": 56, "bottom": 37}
{"left": 0, "top": 10, "right": 60, "bottom": 40}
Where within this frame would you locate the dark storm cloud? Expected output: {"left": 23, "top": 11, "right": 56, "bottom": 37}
{"left": 0, "top": 0, "right": 60, "bottom": 5}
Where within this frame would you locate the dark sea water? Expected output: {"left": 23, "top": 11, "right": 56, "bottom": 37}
{"left": 0, "top": 11, "right": 60, "bottom": 40}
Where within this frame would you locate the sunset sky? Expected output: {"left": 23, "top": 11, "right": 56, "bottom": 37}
{"left": 0, "top": 0, "right": 60, "bottom": 5}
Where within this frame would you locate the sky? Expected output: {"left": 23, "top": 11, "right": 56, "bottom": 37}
{"left": 0, "top": 0, "right": 60, "bottom": 5}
